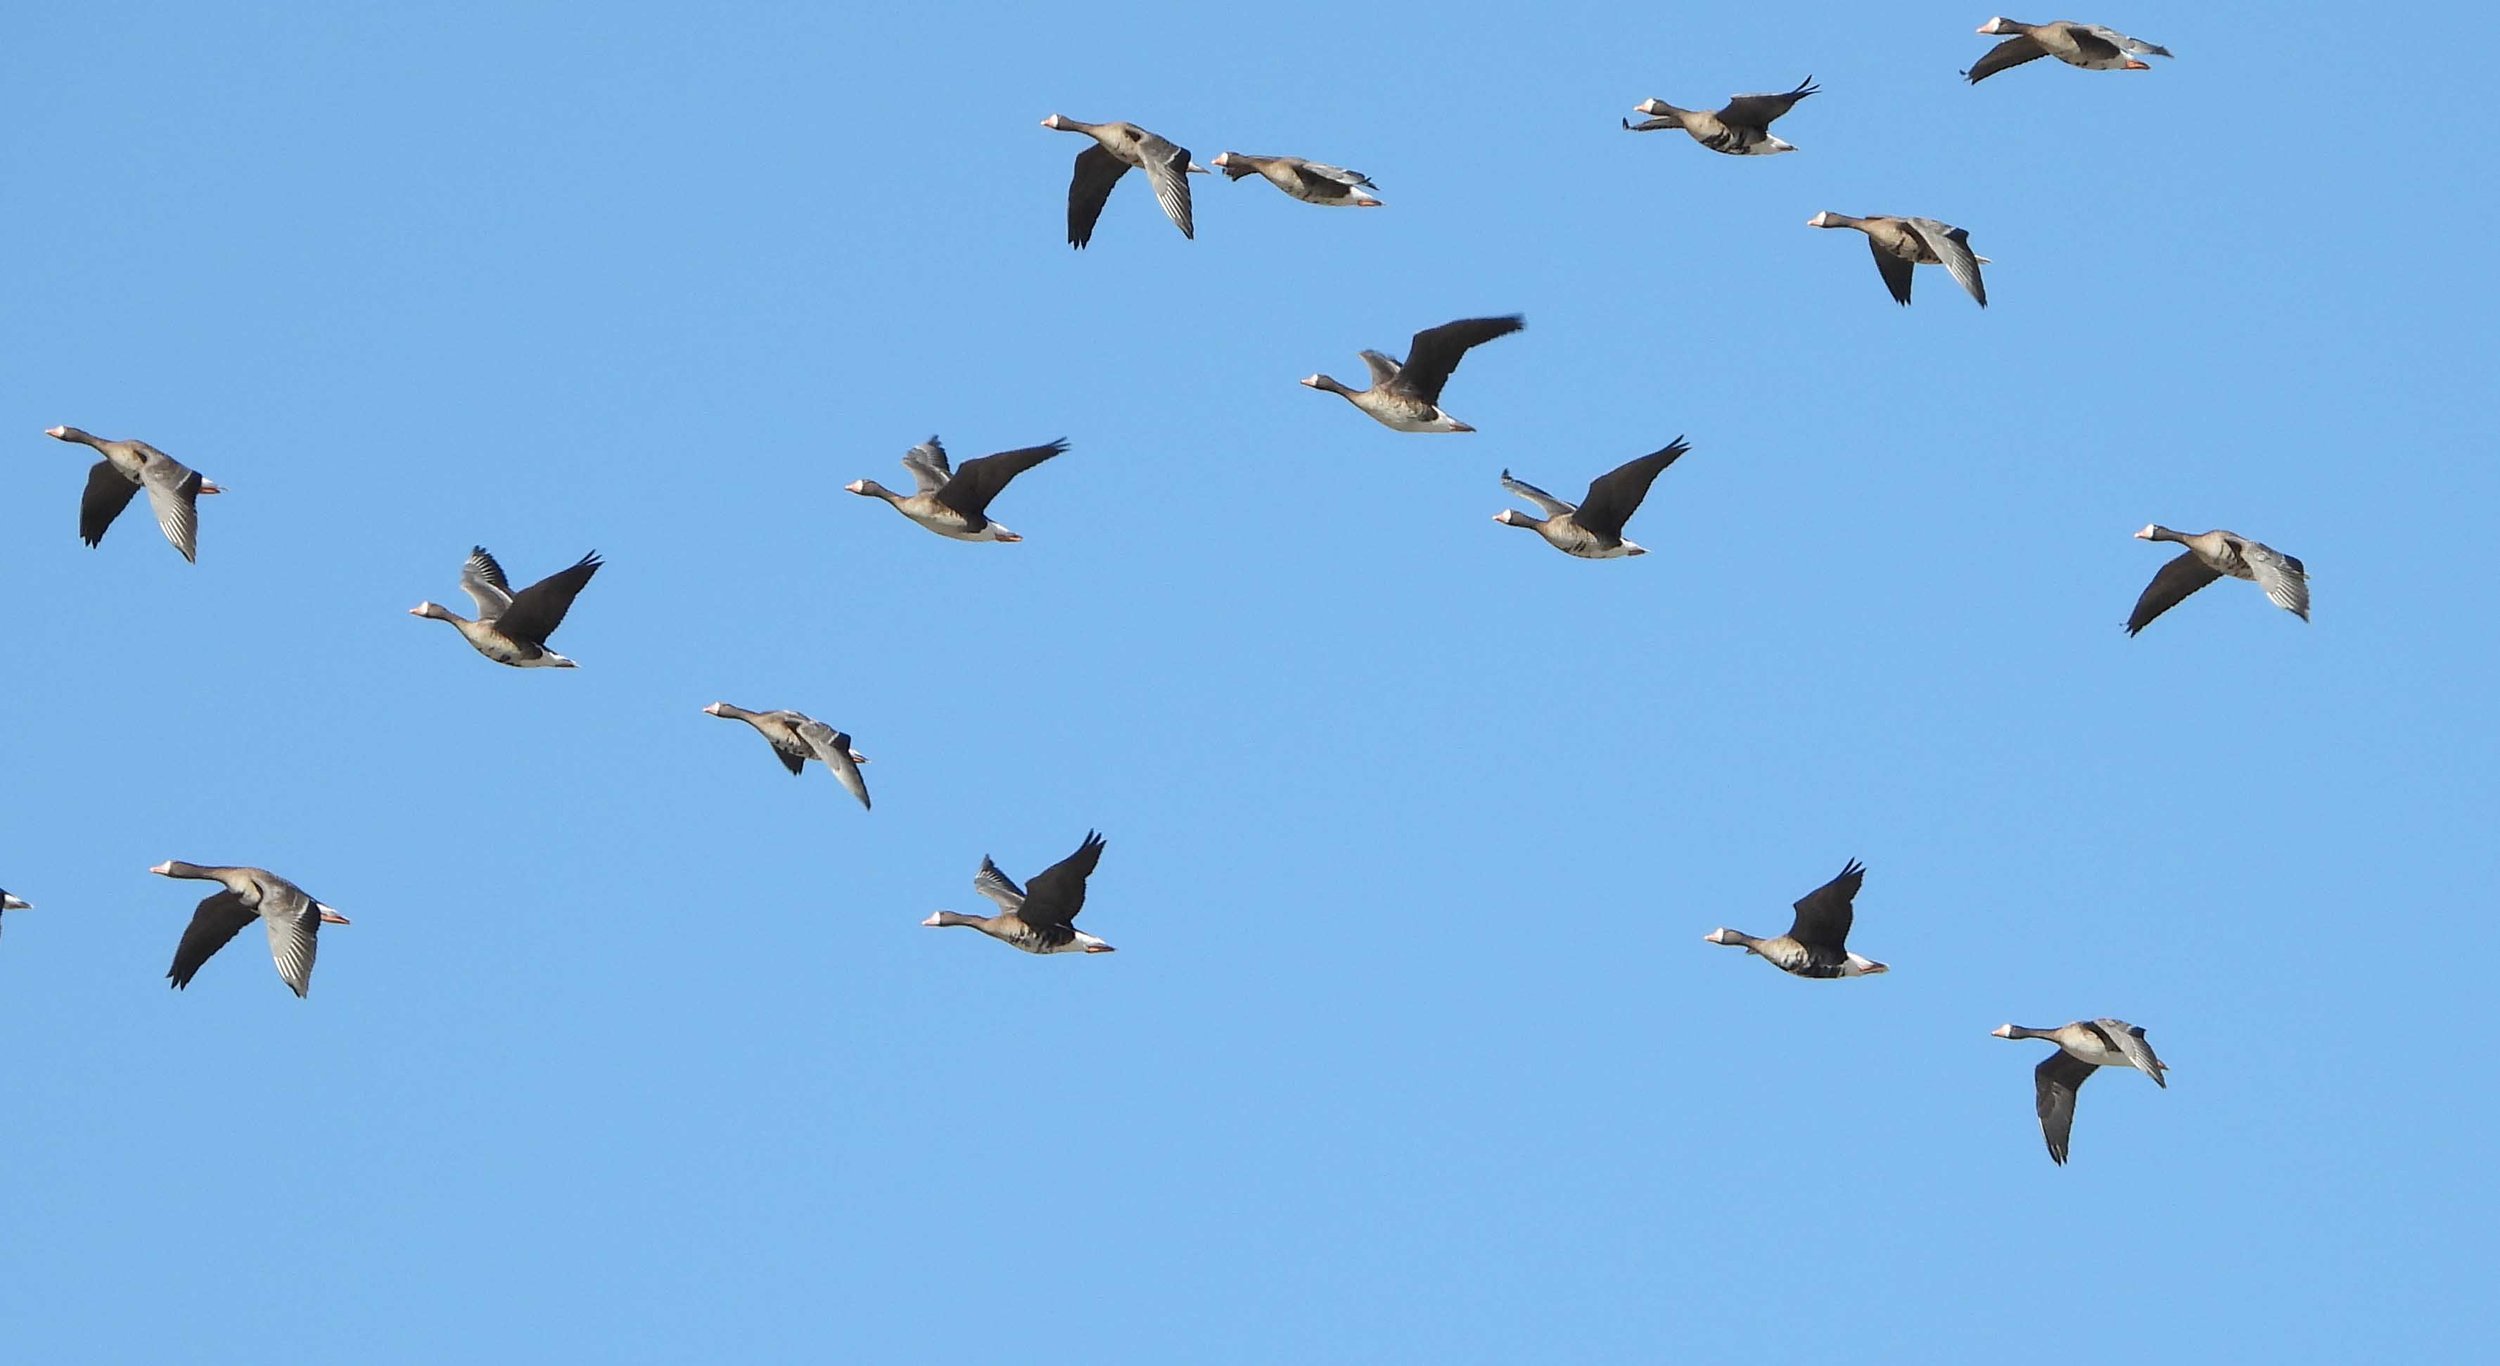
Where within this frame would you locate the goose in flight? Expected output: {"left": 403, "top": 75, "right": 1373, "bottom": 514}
{"left": 47, "top": 425, "right": 224, "bottom": 563}
{"left": 1209, "top": 152, "right": 1383, "bottom": 206}
{"left": 1704, "top": 860, "right": 1888, "bottom": 978}
{"left": 1807, "top": 213, "right": 1989, "bottom": 307}
{"left": 2126, "top": 525, "right": 2309, "bottom": 635}
{"left": 702, "top": 702, "right": 872, "bottom": 809}
{"left": 846, "top": 436, "right": 1068, "bottom": 543}
{"left": 1992, "top": 1019, "right": 2168, "bottom": 1164}
{"left": 410, "top": 546, "right": 603, "bottom": 667}
{"left": 924, "top": 831, "right": 1114, "bottom": 954}
{"left": 1042, "top": 115, "right": 1205, "bottom": 247}
{"left": 1623, "top": 77, "right": 1818, "bottom": 155}
{"left": 1302, "top": 315, "right": 1526, "bottom": 432}
{"left": 152, "top": 861, "right": 350, "bottom": 998}
{"left": 1966, "top": 19, "right": 2170, "bottom": 84}
{"left": 1493, "top": 438, "right": 1692, "bottom": 559}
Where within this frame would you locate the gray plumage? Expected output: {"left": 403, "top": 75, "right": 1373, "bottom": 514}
{"left": 2127, "top": 525, "right": 2309, "bottom": 635}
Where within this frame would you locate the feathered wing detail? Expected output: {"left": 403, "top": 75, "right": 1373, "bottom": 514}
{"left": 79, "top": 460, "right": 142, "bottom": 547}
{"left": 1499, "top": 470, "right": 1576, "bottom": 519}
{"left": 460, "top": 547, "right": 517, "bottom": 620}
{"left": 1718, "top": 77, "right": 1817, "bottom": 129}
{"left": 1786, "top": 859, "right": 1865, "bottom": 953}
{"left": 1906, "top": 219, "right": 1987, "bottom": 307}
{"left": 264, "top": 900, "right": 322, "bottom": 998}
{"left": 494, "top": 552, "right": 603, "bottom": 647}
{"left": 2242, "top": 542, "right": 2311, "bottom": 621}
{"left": 2097, "top": 1020, "right": 2168, "bottom": 1087}
{"left": 1066, "top": 143, "right": 1128, "bottom": 248}
{"left": 2127, "top": 550, "right": 2222, "bottom": 635}
{"left": 796, "top": 720, "right": 871, "bottom": 810}
{"left": 1018, "top": 831, "right": 1106, "bottom": 931}
{"left": 2081, "top": 25, "right": 2170, "bottom": 58}
{"left": 901, "top": 437, "right": 953, "bottom": 493}
{"left": 935, "top": 441, "right": 1068, "bottom": 519}
{"left": 141, "top": 465, "right": 207, "bottom": 563}
{"left": 1136, "top": 135, "right": 1198, "bottom": 239}
{"left": 1572, "top": 438, "right": 1690, "bottom": 541}
{"left": 168, "top": 891, "right": 259, "bottom": 990}
{"left": 974, "top": 857, "right": 1026, "bottom": 911}
{"left": 1395, "top": 315, "right": 1526, "bottom": 403}
{"left": 1868, "top": 239, "right": 1916, "bottom": 305}
{"left": 2034, "top": 1052, "right": 2097, "bottom": 1164}
{"left": 1966, "top": 35, "right": 2048, "bottom": 83}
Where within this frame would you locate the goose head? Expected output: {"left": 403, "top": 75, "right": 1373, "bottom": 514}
{"left": 1806, "top": 211, "right": 1852, "bottom": 229}
{"left": 1990, "top": 1023, "right": 2028, "bottom": 1039}
{"left": 1702, "top": 927, "right": 1754, "bottom": 948}
{"left": 1976, "top": 17, "right": 2026, "bottom": 35}
{"left": 43, "top": 425, "right": 85, "bottom": 442}
{"left": 923, "top": 910, "right": 979, "bottom": 929}
{"left": 1492, "top": 510, "right": 1542, "bottom": 529}
{"left": 1631, "top": 98, "right": 1674, "bottom": 116}
{"left": 2135, "top": 524, "right": 2174, "bottom": 542}
{"left": 408, "top": 601, "right": 460, "bottom": 622}
{"left": 845, "top": 478, "right": 899, "bottom": 501}
{"left": 1300, "top": 374, "right": 1351, "bottom": 396}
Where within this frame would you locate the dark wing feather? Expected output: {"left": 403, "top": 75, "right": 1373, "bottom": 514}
{"left": 1066, "top": 144, "right": 1129, "bottom": 249}
{"left": 1965, "top": 36, "right": 2047, "bottom": 84}
{"left": 1718, "top": 77, "right": 1817, "bottom": 128}
{"left": 494, "top": 551, "right": 603, "bottom": 647}
{"left": 1786, "top": 859, "right": 1865, "bottom": 951}
{"left": 1869, "top": 240, "right": 1915, "bottom": 305}
{"left": 1017, "top": 830, "right": 1106, "bottom": 930}
{"left": 1393, "top": 315, "right": 1525, "bottom": 404}
{"left": 168, "top": 891, "right": 259, "bottom": 990}
{"left": 936, "top": 440, "right": 1069, "bottom": 519}
{"left": 2035, "top": 1052, "right": 2097, "bottom": 1165}
{"left": 1572, "top": 438, "right": 1690, "bottom": 541}
{"left": 79, "top": 460, "right": 141, "bottom": 547}
{"left": 2126, "top": 550, "right": 2223, "bottom": 636}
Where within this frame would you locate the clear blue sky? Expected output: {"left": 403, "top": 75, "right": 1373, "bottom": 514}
{"left": 7, "top": 3, "right": 2495, "bottom": 1361}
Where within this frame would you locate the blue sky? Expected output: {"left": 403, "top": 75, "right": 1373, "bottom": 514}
{"left": 6, "top": 3, "right": 2495, "bottom": 1360}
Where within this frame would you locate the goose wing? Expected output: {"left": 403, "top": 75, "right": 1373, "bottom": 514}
{"left": 901, "top": 437, "right": 954, "bottom": 494}
{"left": 1868, "top": 238, "right": 1916, "bottom": 305}
{"left": 1572, "top": 438, "right": 1690, "bottom": 541}
{"left": 2241, "top": 540, "right": 2310, "bottom": 621}
{"left": 79, "top": 459, "right": 142, "bottom": 548}
{"left": 935, "top": 440, "right": 1068, "bottom": 519}
{"left": 168, "top": 891, "right": 259, "bottom": 990}
{"left": 139, "top": 459, "right": 208, "bottom": 564}
{"left": 1133, "top": 131, "right": 1198, "bottom": 239}
{"left": 1965, "top": 35, "right": 2048, "bottom": 84}
{"left": 1018, "top": 830, "right": 1105, "bottom": 931}
{"left": 494, "top": 551, "right": 603, "bottom": 647}
{"left": 1904, "top": 219, "right": 1987, "bottom": 306}
{"left": 2034, "top": 1051, "right": 2097, "bottom": 1164}
{"left": 1499, "top": 470, "right": 1576, "bottom": 519}
{"left": 974, "top": 857, "right": 1026, "bottom": 912}
{"left": 263, "top": 893, "right": 325, "bottom": 998}
{"left": 1719, "top": 77, "right": 1817, "bottom": 128}
{"left": 2081, "top": 26, "right": 2170, "bottom": 58}
{"left": 1066, "top": 143, "right": 1129, "bottom": 249}
{"left": 1394, "top": 315, "right": 1526, "bottom": 404}
{"left": 1786, "top": 859, "right": 1865, "bottom": 953}
{"left": 2094, "top": 1019, "right": 2168, "bottom": 1087}
{"left": 795, "top": 720, "right": 871, "bottom": 810}
{"left": 2126, "top": 550, "right": 2222, "bottom": 635}
{"left": 460, "top": 547, "right": 517, "bottom": 620}
{"left": 1292, "top": 161, "right": 1376, "bottom": 193}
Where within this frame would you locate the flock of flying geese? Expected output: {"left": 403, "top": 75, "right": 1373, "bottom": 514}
{"left": 9, "top": 18, "right": 2289, "bottom": 1167}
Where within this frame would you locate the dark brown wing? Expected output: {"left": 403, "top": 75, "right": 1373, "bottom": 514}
{"left": 1718, "top": 77, "right": 1817, "bottom": 129}
{"left": 2035, "top": 1052, "right": 2097, "bottom": 1165}
{"left": 1965, "top": 36, "right": 2047, "bottom": 84}
{"left": 80, "top": 460, "right": 141, "bottom": 547}
{"left": 1017, "top": 830, "right": 1106, "bottom": 931}
{"left": 1067, "top": 144, "right": 1129, "bottom": 249}
{"left": 1869, "top": 240, "right": 1915, "bottom": 305}
{"left": 1572, "top": 438, "right": 1690, "bottom": 541}
{"left": 936, "top": 440, "right": 1068, "bottom": 519}
{"left": 168, "top": 891, "right": 258, "bottom": 990}
{"left": 1393, "top": 315, "right": 1525, "bottom": 403}
{"left": 2126, "top": 550, "right": 2223, "bottom": 636}
{"left": 1786, "top": 859, "right": 1864, "bottom": 952}
{"left": 495, "top": 552, "right": 603, "bottom": 647}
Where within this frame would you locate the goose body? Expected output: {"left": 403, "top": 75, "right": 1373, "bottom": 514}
{"left": 1209, "top": 152, "right": 1382, "bottom": 206}
{"left": 1808, "top": 213, "right": 1989, "bottom": 307}
{"left": 47, "top": 425, "right": 224, "bottom": 563}
{"left": 1303, "top": 315, "right": 1525, "bottom": 433}
{"left": 924, "top": 831, "right": 1113, "bottom": 954}
{"left": 1493, "top": 438, "right": 1691, "bottom": 559}
{"left": 1041, "top": 115, "right": 1206, "bottom": 247}
{"left": 1993, "top": 1019, "right": 2167, "bottom": 1164}
{"left": 1704, "top": 860, "right": 1888, "bottom": 979}
{"left": 702, "top": 702, "right": 872, "bottom": 809}
{"left": 2127, "top": 525, "right": 2309, "bottom": 635}
{"left": 1967, "top": 18, "right": 2171, "bottom": 84}
{"left": 410, "top": 546, "right": 602, "bottom": 667}
{"left": 151, "top": 860, "right": 350, "bottom": 998}
{"left": 847, "top": 436, "right": 1067, "bottom": 542}
{"left": 1623, "top": 77, "right": 1818, "bottom": 155}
